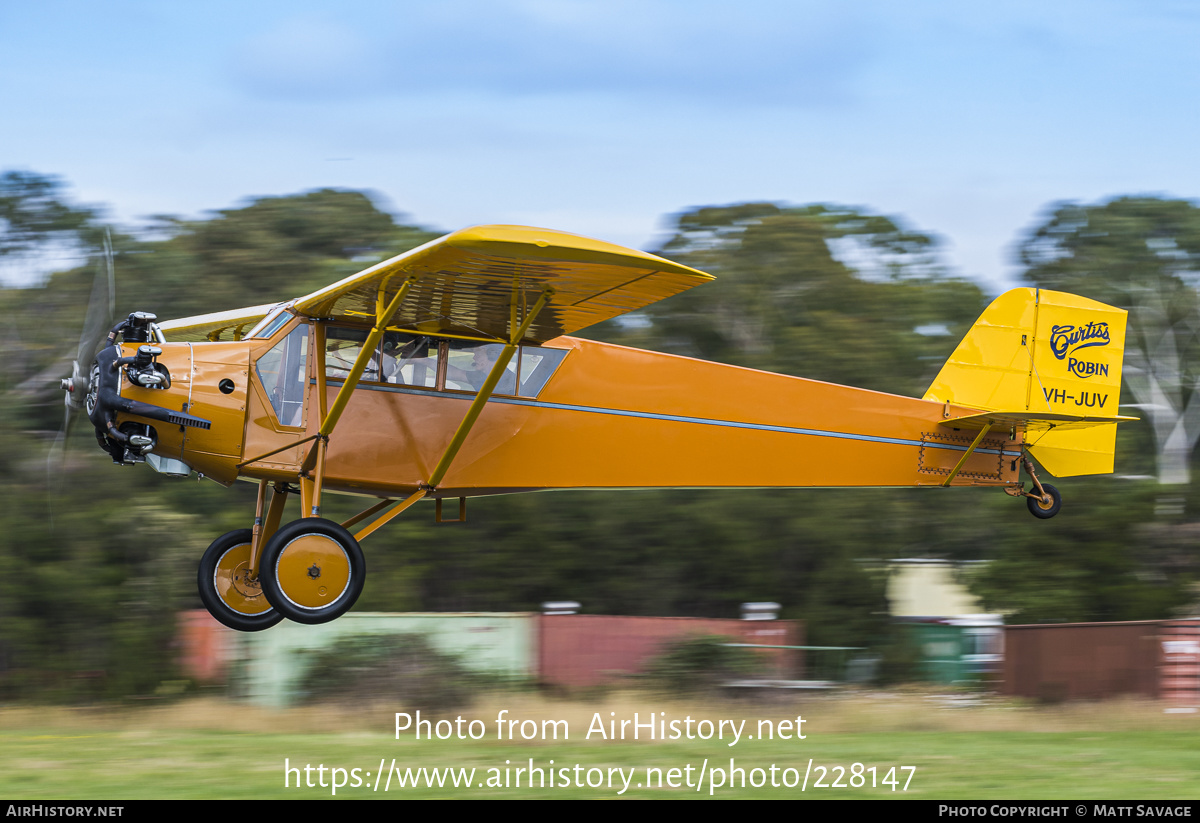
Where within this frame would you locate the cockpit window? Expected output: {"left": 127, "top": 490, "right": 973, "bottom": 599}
{"left": 320, "top": 326, "right": 566, "bottom": 399}
{"left": 383, "top": 332, "right": 438, "bottom": 387}
{"left": 249, "top": 308, "right": 291, "bottom": 340}
{"left": 444, "top": 341, "right": 517, "bottom": 395}
{"left": 518, "top": 347, "right": 567, "bottom": 397}
{"left": 325, "top": 327, "right": 384, "bottom": 383}
{"left": 255, "top": 324, "right": 308, "bottom": 427}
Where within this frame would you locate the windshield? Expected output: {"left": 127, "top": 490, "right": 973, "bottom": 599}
{"left": 255, "top": 324, "right": 309, "bottom": 426}
{"left": 247, "top": 306, "right": 291, "bottom": 340}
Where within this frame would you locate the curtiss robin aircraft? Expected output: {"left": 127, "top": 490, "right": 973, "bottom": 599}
{"left": 59, "top": 225, "right": 1136, "bottom": 632}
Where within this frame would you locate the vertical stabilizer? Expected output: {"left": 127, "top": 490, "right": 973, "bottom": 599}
{"left": 924, "top": 288, "right": 1128, "bottom": 476}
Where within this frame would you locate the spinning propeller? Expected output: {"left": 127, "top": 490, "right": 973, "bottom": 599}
{"left": 49, "top": 230, "right": 115, "bottom": 475}
{"left": 51, "top": 228, "right": 210, "bottom": 478}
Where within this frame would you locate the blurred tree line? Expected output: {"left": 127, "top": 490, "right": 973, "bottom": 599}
{"left": 0, "top": 171, "right": 1196, "bottom": 700}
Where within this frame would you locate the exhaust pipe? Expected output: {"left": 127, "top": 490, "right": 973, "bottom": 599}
{"left": 87, "top": 313, "right": 211, "bottom": 464}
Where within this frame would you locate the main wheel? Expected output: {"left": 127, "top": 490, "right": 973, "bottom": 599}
{"left": 197, "top": 529, "right": 283, "bottom": 632}
{"left": 259, "top": 518, "right": 365, "bottom": 625}
{"left": 1027, "top": 484, "right": 1062, "bottom": 519}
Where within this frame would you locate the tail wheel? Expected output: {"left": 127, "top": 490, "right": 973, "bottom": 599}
{"left": 1027, "top": 484, "right": 1062, "bottom": 519}
{"left": 259, "top": 518, "right": 365, "bottom": 625}
{"left": 197, "top": 529, "right": 283, "bottom": 632}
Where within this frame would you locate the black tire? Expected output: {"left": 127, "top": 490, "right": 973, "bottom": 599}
{"left": 259, "top": 518, "right": 365, "bottom": 625}
{"left": 1027, "top": 484, "right": 1062, "bottom": 519}
{"left": 197, "top": 529, "right": 283, "bottom": 632}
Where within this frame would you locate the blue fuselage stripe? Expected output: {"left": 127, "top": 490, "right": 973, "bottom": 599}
{"left": 327, "top": 380, "right": 1021, "bottom": 456}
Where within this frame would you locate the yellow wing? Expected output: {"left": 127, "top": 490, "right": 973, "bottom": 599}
{"left": 157, "top": 226, "right": 711, "bottom": 344}
{"left": 292, "top": 225, "right": 713, "bottom": 343}
{"left": 158, "top": 303, "right": 280, "bottom": 342}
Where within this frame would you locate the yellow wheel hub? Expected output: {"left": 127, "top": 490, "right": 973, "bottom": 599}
{"left": 214, "top": 543, "right": 272, "bottom": 616}
{"left": 275, "top": 534, "right": 352, "bottom": 610}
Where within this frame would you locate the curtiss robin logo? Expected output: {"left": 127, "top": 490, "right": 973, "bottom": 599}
{"left": 1050, "top": 322, "right": 1110, "bottom": 359}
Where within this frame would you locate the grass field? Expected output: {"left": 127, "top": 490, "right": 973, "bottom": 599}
{"left": 2, "top": 690, "right": 1198, "bottom": 799}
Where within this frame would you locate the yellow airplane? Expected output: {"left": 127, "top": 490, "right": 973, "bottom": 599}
{"left": 62, "top": 225, "right": 1136, "bottom": 632}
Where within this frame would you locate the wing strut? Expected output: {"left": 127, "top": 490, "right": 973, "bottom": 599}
{"left": 249, "top": 481, "right": 290, "bottom": 577}
{"left": 298, "top": 280, "right": 551, "bottom": 527}
{"left": 302, "top": 276, "right": 417, "bottom": 518}
{"left": 426, "top": 287, "right": 554, "bottom": 490}
{"left": 319, "top": 276, "right": 418, "bottom": 439}
{"left": 352, "top": 489, "right": 428, "bottom": 541}
{"left": 940, "top": 422, "right": 993, "bottom": 487}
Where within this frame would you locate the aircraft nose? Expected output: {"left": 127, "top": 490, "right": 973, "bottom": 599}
{"left": 90, "top": 341, "right": 211, "bottom": 464}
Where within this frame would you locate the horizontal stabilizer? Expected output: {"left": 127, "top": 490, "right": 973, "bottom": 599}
{"left": 942, "top": 410, "right": 1139, "bottom": 432}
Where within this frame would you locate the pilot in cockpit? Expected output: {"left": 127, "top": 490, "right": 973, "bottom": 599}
{"left": 447, "top": 344, "right": 517, "bottom": 394}
{"left": 385, "top": 336, "right": 436, "bottom": 387}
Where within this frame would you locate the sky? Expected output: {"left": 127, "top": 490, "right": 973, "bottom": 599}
{"left": 1, "top": 0, "right": 1198, "bottom": 292}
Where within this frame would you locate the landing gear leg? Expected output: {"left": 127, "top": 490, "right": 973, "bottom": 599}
{"left": 196, "top": 480, "right": 294, "bottom": 632}
{"left": 1021, "top": 456, "right": 1062, "bottom": 519}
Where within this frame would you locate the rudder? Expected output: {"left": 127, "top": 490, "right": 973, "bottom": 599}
{"left": 923, "top": 288, "right": 1128, "bottom": 476}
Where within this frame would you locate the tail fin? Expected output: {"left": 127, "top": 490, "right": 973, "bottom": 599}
{"left": 923, "top": 288, "right": 1130, "bottom": 477}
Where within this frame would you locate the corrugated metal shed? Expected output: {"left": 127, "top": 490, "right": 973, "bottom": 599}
{"left": 237, "top": 612, "right": 536, "bottom": 707}
{"left": 537, "top": 614, "right": 803, "bottom": 688}
{"left": 1002, "top": 620, "right": 1162, "bottom": 701}
{"left": 1160, "top": 620, "right": 1200, "bottom": 706}
{"left": 177, "top": 610, "right": 806, "bottom": 703}
{"left": 176, "top": 610, "right": 237, "bottom": 683}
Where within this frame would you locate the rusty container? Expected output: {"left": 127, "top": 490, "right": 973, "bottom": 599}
{"left": 1001, "top": 620, "right": 1161, "bottom": 701}
{"left": 1160, "top": 619, "right": 1200, "bottom": 707}
{"left": 176, "top": 609, "right": 239, "bottom": 684}
{"left": 537, "top": 614, "right": 803, "bottom": 688}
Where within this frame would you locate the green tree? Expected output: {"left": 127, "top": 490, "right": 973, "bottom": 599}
{"left": 969, "top": 478, "right": 1191, "bottom": 623}
{"left": 592, "top": 203, "right": 988, "bottom": 398}
{"left": 118, "top": 188, "right": 438, "bottom": 321}
{"left": 0, "top": 178, "right": 440, "bottom": 699}
{"left": 0, "top": 170, "right": 98, "bottom": 262}
{"left": 1018, "top": 197, "right": 1200, "bottom": 484}
{"left": 4, "top": 186, "right": 439, "bottom": 421}
{"left": 0, "top": 171, "right": 104, "bottom": 406}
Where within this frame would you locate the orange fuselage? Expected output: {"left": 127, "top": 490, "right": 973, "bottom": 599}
{"left": 118, "top": 318, "right": 1022, "bottom": 497}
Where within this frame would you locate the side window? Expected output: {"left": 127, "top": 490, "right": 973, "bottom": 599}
{"left": 444, "top": 341, "right": 518, "bottom": 395}
{"left": 255, "top": 324, "right": 309, "bottom": 427}
{"left": 383, "top": 332, "right": 438, "bottom": 387}
{"left": 325, "top": 327, "right": 381, "bottom": 383}
{"left": 309, "top": 329, "right": 564, "bottom": 399}
{"left": 518, "top": 347, "right": 567, "bottom": 397}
